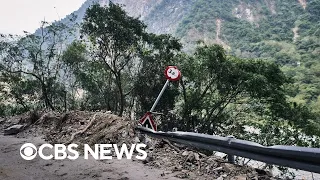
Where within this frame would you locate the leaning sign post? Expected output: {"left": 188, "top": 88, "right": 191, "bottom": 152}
{"left": 139, "top": 66, "right": 181, "bottom": 131}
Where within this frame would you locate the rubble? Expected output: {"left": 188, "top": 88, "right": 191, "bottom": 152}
{"left": 141, "top": 139, "right": 275, "bottom": 180}
{"left": 1, "top": 111, "right": 276, "bottom": 180}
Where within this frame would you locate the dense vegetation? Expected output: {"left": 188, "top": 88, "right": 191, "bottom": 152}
{"left": 0, "top": 1, "right": 319, "bottom": 176}
{"left": 175, "top": 0, "right": 320, "bottom": 115}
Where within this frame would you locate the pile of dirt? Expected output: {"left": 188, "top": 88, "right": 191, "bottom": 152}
{"left": 1, "top": 111, "right": 275, "bottom": 180}
{"left": 15, "top": 111, "right": 137, "bottom": 147}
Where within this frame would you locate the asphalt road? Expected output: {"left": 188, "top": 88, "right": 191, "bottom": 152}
{"left": 0, "top": 135, "right": 180, "bottom": 180}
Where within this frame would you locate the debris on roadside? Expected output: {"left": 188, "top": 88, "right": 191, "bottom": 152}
{"left": 1, "top": 111, "right": 275, "bottom": 180}
{"left": 143, "top": 139, "right": 274, "bottom": 180}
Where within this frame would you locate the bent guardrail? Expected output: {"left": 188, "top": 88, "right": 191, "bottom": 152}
{"left": 136, "top": 126, "right": 320, "bottom": 173}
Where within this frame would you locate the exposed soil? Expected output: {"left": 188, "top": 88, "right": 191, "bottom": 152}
{"left": 298, "top": 0, "right": 307, "bottom": 10}
{"left": 292, "top": 26, "right": 299, "bottom": 42}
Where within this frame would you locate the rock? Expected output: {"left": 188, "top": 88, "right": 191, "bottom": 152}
{"left": 105, "top": 111, "right": 112, "bottom": 114}
{"left": 155, "top": 162, "right": 161, "bottom": 167}
{"left": 182, "top": 151, "right": 190, "bottom": 156}
{"left": 176, "top": 172, "right": 189, "bottom": 179}
{"left": 173, "top": 165, "right": 183, "bottom": 171}
{"left": 249, "top": 175, "right": 258, "bottom": 180}
{"left": 185, "top": 153, "right": 195, "bottom": 162}
{"left": 4, "top": 124, "right": 24, "bottom": 135}
{"left": 212, "top": 167, "right": 223, "bottom": 171}
{"left": 255, "top": 168, "right": 273, "bottom": 176}
{"left": 141, "top": 136, "right": 153, "bottom": 148}
{"left": 216, "top": 177, "right": 223, "bottom": 180}
{"left": 149, "top": 145, "right": 156, "bottom": 151}
{"left": 145, "top": 137, "right": 152, "bottom": 144}
{"left": 133, "top": 136, "right": 140, "bottom": 143}
{"left": 194, "top": 153, "right": 200, "bottom": 161}
{"left": 221, "top": 163, "right": 235, "bottom": 173}
{"left": 142, "top": 156, "right": 154, "bottom": 164}
{"left": 232, "top": 175, "right": 247, "bottom": 180}
{"left": 216, "top": 174, "right": 227, "bottom": 180}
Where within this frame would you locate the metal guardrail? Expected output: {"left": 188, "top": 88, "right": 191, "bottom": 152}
{"left": 136, "top": 126, "right": 320, "bottom": 173}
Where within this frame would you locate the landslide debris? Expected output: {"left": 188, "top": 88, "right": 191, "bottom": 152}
{"left": 1, "top": 111, "right": 275, "bottom": 180}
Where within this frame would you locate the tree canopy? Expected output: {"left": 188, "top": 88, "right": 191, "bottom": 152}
{"left": 0, "top": 3, "right": 319, "bottom": 151}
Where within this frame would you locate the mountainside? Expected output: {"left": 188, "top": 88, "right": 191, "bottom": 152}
{"left": 129, "top": 0, "right": 319, "bottom": 113}
{"left": 66, "top": 0, "right": 319, "bottom": 57}
{"left": 36, "top": 0, "right": 320, "bottom": 111}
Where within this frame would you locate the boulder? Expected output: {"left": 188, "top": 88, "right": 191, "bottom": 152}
{"left": 182, "top": 151, "right": 190, "bottom": 156}
{"left": 4, "top": 124, "right": 24, "bottom": 135}
{"left": 221, "top": 163, "right": 236, "bottom": 173}
{"left": 194, "top": 152, "right": 200, "bottom": 161}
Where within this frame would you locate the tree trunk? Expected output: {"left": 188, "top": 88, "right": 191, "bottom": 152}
{"left": 42, "top": 84, "right": 55, "bottom": 111}
{"left": 115, "top": 72, "right": 124, "bottom": 116}
{"left": 64, "top": 91, "right": 67, "bottom": 112}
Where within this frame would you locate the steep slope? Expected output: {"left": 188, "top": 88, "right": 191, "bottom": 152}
{"left": 49, "top": 0, "right": 319, "bottom": 111}
{"left": 40, "top": 0, "right": 320, "bottom": 56}
{"left": 142, "top": 0, "right": 320, "bottom": 111}
{"left": 54, "top": 0, "right": 195, "bottom": 35}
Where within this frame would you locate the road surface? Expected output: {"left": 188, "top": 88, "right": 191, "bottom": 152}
{"left": 0, "top": 135, "right": 180, "bottom": 180}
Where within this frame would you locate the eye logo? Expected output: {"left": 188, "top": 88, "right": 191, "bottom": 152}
{"left": 20, "top": 143, "right": 37, "bottom": 160}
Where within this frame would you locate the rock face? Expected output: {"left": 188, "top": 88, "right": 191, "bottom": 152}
{"left": 56, "top": 0, "right": 317, "bottom": 50}
{"left": 4, "top": 124, "right": 24, "bottom": 135}
{"left": 60, "top": 0, "right": 194, "bottom": 35}
{"left": 142, "top": 0, "right": 195, "bottom": 34}
{"left": 298, "top": 0, "right": 307, "bottom": 9}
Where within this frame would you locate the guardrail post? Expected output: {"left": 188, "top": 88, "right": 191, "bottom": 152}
{"left": 227, "top": 135, "right": 235, "bottom": 164}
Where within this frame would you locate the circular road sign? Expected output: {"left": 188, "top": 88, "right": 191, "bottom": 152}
{"left": 165, "top": 66, "right": 181, "bottom": 81}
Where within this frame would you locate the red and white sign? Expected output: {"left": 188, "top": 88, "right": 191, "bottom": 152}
{"left": 139, "top": 112, "right": 157, "bottom": 131}
{"left": 138, "top": 66, "right": 182, "bottom": 131}
{"left": 165, "top": 66, "right": 181, "bottom": 81}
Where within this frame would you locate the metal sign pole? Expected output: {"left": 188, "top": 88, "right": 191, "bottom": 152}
{"left": 150, "top": 79, "right": 170, "bottom": 112}
{"left": 140, "top": 66, "right": 181, "bottom": 131}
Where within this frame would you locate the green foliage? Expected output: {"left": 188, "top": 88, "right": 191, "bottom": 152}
{"left": 62, "top": 41, "right": 118, "bottom": 111}
{"left": 81, "top": 2, "right": 148, "bottom": 116}
{"left": 174, "top": 0, "right": 320, "bottom": 126}
{"left": 62, "top": 41, "right": 87, "bottom": 67}
{"left": 0, "top": 21, "right": 75, "bottom": 113}
{"left": 1, "top": 2, "right": 319, "bottom": 157}
{"left": 176, "top": 44, "right": 293, "bottom": 134}
{"left": 133, "top": 33, "right": 182, "bottom": 130}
